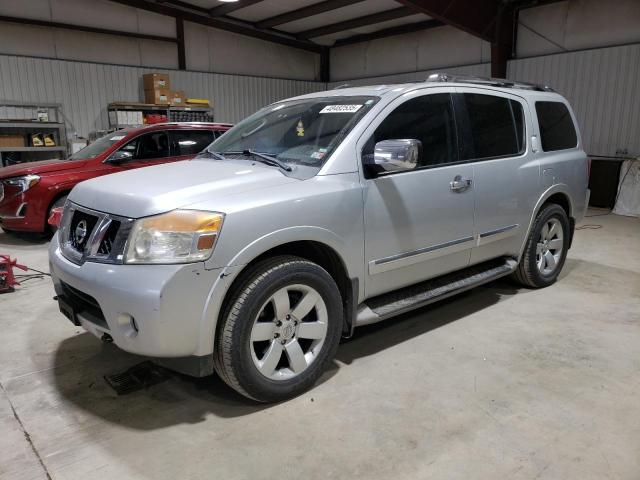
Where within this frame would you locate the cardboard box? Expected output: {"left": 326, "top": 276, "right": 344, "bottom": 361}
{"left": 0, "top": 134, "right": 26, "bottom": 148}
{"left": 143, "top": 73, "right": 170, "bottom": 91}
{"left": 145, "top": 88, "right": 171, "bottom": 105}
{"left": 169, "top": 90, "right": 186, "bottom": 106}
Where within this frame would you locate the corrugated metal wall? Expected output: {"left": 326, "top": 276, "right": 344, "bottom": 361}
{"left": 329, "top": 43, "right": 640, "bottom": 157}
{"left": 2, "top": 43, "right": 639, "bottom": 158}
{"left": 0, "top": 54, "right": 325, "bottom": 138}
{"left": 327, "top": 63, "right": 491, "bottom": 88}
{"left": 508, "top": 44, "right": 640, "bottom": 157}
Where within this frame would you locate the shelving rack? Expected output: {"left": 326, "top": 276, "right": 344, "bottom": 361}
{"left": 0, "top": 100, "right": 68, "bottom": 166}
{"left": 107, "top": 102, "right": 214, "bottom": 129}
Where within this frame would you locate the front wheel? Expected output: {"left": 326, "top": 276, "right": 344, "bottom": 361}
{"left": 514, "top": 203, "right": 570, "bottom": 288}
{"left": 213, "top": 256, "right": 343, "bottom": 402}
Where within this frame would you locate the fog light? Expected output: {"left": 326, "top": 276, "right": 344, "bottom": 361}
{"left": 117, "top": 313, "right": 138, "bottom": 338}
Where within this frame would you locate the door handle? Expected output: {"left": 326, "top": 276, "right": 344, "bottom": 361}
{"left": 450, "top": 175, "right": 472, "bottom": 192}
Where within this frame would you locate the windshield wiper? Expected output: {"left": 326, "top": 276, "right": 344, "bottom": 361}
{"left": 199, "top": 150, "right": 227, "bottom": 160}
{"left": 216, "top": 150, "right": 292, "bottom": 171}
{"left": 245, "top": 149, "right": 292, "bottom": 172}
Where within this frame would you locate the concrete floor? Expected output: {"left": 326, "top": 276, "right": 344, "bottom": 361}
{"left": 1, "top": 210, "right": 639, "bottom": 480}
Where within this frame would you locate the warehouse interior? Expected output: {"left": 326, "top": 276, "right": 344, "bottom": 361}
{"left": 0, "top": 0, "right": 639, "bottom": 479}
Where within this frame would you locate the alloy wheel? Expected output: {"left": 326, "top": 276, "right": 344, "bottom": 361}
{"left": 250, "top": 284, "right": 328, "bottom": 381}
{"left": 536, "top": 217, "right": 564, "bottom": 275}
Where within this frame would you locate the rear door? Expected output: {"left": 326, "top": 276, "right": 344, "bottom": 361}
{"left": 169, "top": 129, "right": 216, "bottom": 161}
{"left": 453, "top": 88, "right": 540, "bottom": 264}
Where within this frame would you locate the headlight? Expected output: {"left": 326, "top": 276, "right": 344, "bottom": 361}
{"left": 125, "top": 210, "right": 224, "bottom": 264}
{"left": 4, "top": 174, "right": 40, "bottom": 192}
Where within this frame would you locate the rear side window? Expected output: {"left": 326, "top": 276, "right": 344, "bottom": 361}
{"left": 365, "top": 93, "right": 458, "bottom": 167}
{"left": 461, "top": 93, "right": 524, "bottom": 159}
{"left": 535, "top": 101, "right": 577, "bottom": 151}
{"left": 172, "top": 130, "right": 215, "bottom": 156}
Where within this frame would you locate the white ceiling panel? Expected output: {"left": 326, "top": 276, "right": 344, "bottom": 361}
{"left": 275, "top": 0, "right": 405, "bottom": 34}
{"left": 312, "top": 14, "right": 428, "bottom": 45}
{"left": 227, "top": 0, "right": 322, "bottom": 23}
{"left": 167, "top": 1, "right": 432, "bottom": 47}
{"left": 181, "top": 0, "right": 223, "bottom": 9}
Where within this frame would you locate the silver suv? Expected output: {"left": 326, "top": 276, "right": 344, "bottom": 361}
{"left": 49, "top": 74, "right": 589, "bottom": 402}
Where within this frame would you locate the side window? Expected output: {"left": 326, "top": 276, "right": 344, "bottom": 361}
{"left": 365, "top": 93, "right": 457, "bottom": 168}
{"left": 119, "top": 131, "right": 170, "bottom": 160}
{"left": 535, "top": 101, "right": 577, "bottom": 151}
{"left": 460, "top": 93, "right": 524, "bottom": 160}
{"left": 171, "top": 130, "right": 215, "bottom": 156}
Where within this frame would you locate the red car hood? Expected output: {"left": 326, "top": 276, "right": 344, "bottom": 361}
{"left": 0, "top": 158, "right": 88, "bottom": 178}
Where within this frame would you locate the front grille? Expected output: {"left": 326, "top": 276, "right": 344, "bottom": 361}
{"left": 60, "top": 202, "right": 134, "bottom": 265}
{"left": 97, "top": 220, "right": 120, "bottom": 256}
{"left": 69, "top": 210, "right": 99, "bottom": 252}
{"left": 60, "top": 281, "right": 108, "bottom": 329}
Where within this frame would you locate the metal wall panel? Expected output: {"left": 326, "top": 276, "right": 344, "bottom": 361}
{"left": 508, "top": 44, "right": 640, "bottom": 156}
{"left": 0, "top": 54, "right": 325, "bottom": 138}
{"left": 327, "top": 63, "right": 491, "bottom": 88}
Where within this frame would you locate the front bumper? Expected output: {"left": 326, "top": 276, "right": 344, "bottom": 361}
{"left": 49, "top": 234, "right": 225, "bottom": 359}
{"left": 0, "top": 194, "right": 36, "bottom": 231}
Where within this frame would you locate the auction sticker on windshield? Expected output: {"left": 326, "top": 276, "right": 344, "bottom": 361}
{"left": 320, "top": 105, "right": 362, "bottom": 114}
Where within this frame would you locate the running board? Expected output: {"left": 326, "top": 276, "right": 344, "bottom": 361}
{"left": 356, "top": 257, "right": 518, "bottom": 327}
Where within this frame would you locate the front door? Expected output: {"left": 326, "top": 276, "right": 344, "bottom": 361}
{"left": 360, "top": 90, "right": 476, "bottom": 298}
{"left": 116, "top": 130, "right": 172, "bottom": 170}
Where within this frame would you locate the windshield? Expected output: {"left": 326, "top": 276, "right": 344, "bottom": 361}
{"left": 207, "top": 96, "right": 378, "bottom": 168}
{"left": 69, "top": 131, "right": 128, "bottom": 160}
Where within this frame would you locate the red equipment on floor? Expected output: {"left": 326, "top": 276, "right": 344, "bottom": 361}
{"left": 0, "top": 255, "right": 28, "bottom": 293}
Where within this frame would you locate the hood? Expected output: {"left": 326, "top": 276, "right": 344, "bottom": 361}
{"left": 0, "top": 158, "right": 87, "bottom": 178}
{"left": 69, "top": 159, "right": 298, "bottom": 218}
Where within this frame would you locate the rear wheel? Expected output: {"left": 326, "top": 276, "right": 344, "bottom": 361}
{"left": 214, "top": 256, "right": 343, "bottom": 402}
{"left": 514, "top": 204, "right": 569, "bottom": 288}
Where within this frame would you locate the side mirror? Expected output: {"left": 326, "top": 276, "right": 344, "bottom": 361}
{"left": 372, "top": 139, "right": 420, "bottom": 173}
{"left": 107, "top": 150, "right": 133, "bottom": 164}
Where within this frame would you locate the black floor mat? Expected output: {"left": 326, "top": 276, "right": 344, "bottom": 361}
{"left": 104, "top": 361, "right": 172, "bottom": 395}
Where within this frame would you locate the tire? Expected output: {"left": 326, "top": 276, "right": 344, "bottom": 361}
{"left": 513, "top": 203, "right": 570, "bottom": 288}
{"left": 213, "top": 255, "right": 343, "bottom": 402}
{"left": 47, "top": 195, "right": 68, "bottom": 234}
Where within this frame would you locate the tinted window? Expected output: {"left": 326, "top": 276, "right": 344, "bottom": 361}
{"left": 120, "top": 131, "right": 170, "bottom": 160}
{"left": 172, "top": 130, "right": 215, "bottom": 156}
{"left": 535, "top": 101, "right": 577, "bottom": 151}
{"left": 461, "top": 93, "right": 523, "bottom": 159}
{"left": 365, "top": 93, "right": 457, "bottom": 167}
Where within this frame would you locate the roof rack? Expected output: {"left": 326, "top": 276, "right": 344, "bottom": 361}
{"left": 426, "top": 72, "right": 554, "bottom": 92}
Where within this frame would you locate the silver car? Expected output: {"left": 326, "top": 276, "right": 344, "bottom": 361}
{"left": 49, "top": 74, "right": 590, "bottom": 402}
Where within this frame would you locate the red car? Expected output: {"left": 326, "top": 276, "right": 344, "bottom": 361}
{"left": 0, "top": 123, "right": 231, "bottom": 234}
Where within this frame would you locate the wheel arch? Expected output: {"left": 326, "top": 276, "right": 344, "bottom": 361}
{"left": 519, "top": 185, "right": 574, "bottom": 260}
{"left": 44, "top": 189, "right": 71, "bottom": 230}
{"left": 217, "top": 239, "right": 357, "bottom": 340}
